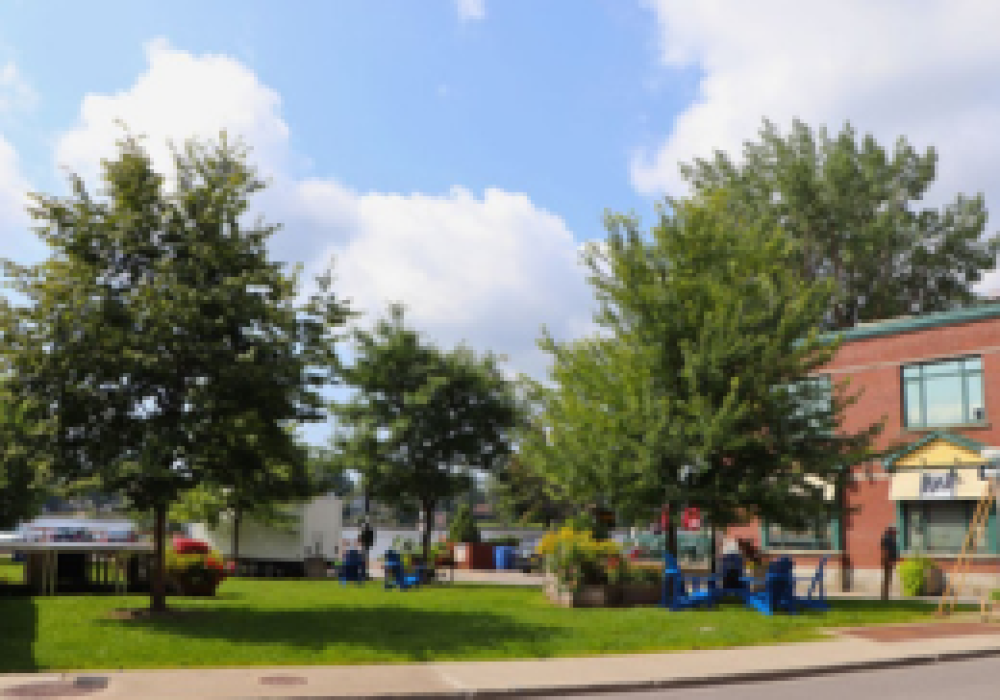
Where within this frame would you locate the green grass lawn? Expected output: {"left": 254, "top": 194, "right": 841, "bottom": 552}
{"left": 0, "top": 574, "right": 958, "bottom": 673}
{"left": 0, "top": 558, "right": 23, "bottom": 584}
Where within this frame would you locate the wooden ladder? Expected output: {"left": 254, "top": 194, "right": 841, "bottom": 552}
{"left": 937, "top": 478, "right": 997, "bottom": 617}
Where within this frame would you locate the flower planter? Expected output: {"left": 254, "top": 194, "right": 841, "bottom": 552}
{"left": 620, "top": 582, "right": 661, "bottom": 606}
{"left": 544, "top": 577, "right": 621, "bottom": 607}
{"left": 453, "top": 542, "right": 495, "bottom": 570}
{"left": 924, "top": 566, "right": 945, "bottom": 596}
{"left": 169, "top": 575, "right": 220, "bottom": 597}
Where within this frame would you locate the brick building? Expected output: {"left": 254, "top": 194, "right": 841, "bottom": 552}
{"left": 728, "top": 303, "right": 1000, "bottom": 593}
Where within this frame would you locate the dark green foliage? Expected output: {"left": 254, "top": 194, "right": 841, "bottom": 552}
{"left": 898, "top": 557, "right": 939, "bottom": 597}
{"left": 331, "top": 303, "right": 522, "bottom": 564}
{"left": 0, "top": 132, "right": 352, "bottom": 609}
{"left": 448, "top": 504, "right": 481, "bottom": 544}
{"left": 681, "top": 119, "right": 1000, "bottom": 328}
{"left": 488, "top": 454, "right": 574, "bottom": 527}
{"left": 520, "top": 192, "right": 882, "bottom": 545}
{"left": 0, "top": 386, "right": 48, "bottom": 529}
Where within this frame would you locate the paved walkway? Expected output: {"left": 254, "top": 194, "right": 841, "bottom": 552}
{"left": 3, "top": 616, "right": 1000, "bottom": 699}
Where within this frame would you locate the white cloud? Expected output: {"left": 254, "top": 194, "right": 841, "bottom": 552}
{"left": 0, "top": 135, "right": 30, "bottom": 236}
{"left": 455, "top": 0, "right": 486, "bottom": 23}
{"left": 634, "top": 1, "right": 1000, "bottom": 202}
{"left": 48, "top": 38, "right": 592, "bottom": 380}
{"left": 286, "top": 183, "right": 594, "bottom": 378}
{"left": 0, "top": 61, "right": 37, "bottom": 115}
{"left": 635, "top": 0, "right": 1000, "bottom": 293}
{"left": 0, "top": 63, "right": 42, "bottom": 263}
{"left": 55, "top": 38, "right": 290, "bottom": 184}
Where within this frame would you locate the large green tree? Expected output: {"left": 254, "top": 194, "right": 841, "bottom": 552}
{"left": 488, "top": 454, "right": 574, "bottom": 527}
{"left": 681, "top": 119, "right": 1000, "bottom": 328}
{"left": 520, "top": 192, "right": 881, "bottom": 558}
{"left": 0, "top": 133, "right": 351, "bottom": 610}
{"left": 0, "top": 385, "right": 48, "bottom": 530}
{"left": 331, "top": 304, "right": 522, "bottom": 565}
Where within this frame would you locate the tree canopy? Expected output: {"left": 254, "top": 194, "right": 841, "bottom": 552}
{"left": 0, "top": 384, "right": 48, "bottom": 530}
{"left": 681, "top": 119, "right": 1000, "bottom": 328}
{"left": 519, "top": 192, "right": 882, "bottom": 549}
{"left": 0, "top": 132, "right": 352, "bottom": 609}
{"left": 331, "top": 303, "right": 523, "bottom": 563}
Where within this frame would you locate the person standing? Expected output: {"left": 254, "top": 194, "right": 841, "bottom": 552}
{"left": 880, "top": 526, "right": 899, "bottom": 600}
{"left": 359, "top": 518, "right": 375, "bottom": 580}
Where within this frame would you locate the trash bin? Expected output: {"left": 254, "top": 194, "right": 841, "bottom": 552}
{"left": 494, "top": 545, "right": 516, "bottom": 570}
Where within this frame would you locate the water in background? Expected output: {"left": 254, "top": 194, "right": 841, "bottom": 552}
{"left": 339, "top": 526, "right": 651, "bottom": 560}
{"left": 340, "top": 527, "right": 550, "bottom": 560}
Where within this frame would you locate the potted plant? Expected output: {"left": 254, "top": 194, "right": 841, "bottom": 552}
{"left": 898, "top": 556, "right": 944, "bottom": 597}
{"left": 538, "top": 526, "right": 622, "bottom": 607}
{"left": 618, "top": 562, "right": 663, "bottom": 606}
{"left": 165, "top": 546, "right": 227, "bottom": 596}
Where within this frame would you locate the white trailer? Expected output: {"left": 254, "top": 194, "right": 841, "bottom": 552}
{"left": 188, "top": 494, "right": 343, "bottom": 577}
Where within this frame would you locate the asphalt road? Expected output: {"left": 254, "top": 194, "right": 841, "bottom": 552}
{"left": 552, "top": 656, "right": 1000, "bottom": 699}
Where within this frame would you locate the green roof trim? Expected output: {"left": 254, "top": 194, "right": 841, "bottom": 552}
{"left": 824, "top": 302, "right": 1000, "bottom": 345}
{"left": 881, "top": 430, "right": 987, "bottom": 471}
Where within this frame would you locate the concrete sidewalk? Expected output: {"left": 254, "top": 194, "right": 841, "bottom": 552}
{"left": 3, "top": 619, "right": 1000, "bottom": 699}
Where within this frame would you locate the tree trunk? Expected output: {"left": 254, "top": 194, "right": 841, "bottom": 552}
{"left": 232, "top": 503, "right": 242, "bottom": 572}
{"left": 421, "top": 500, "right": 435, "bottom": 569}
{"left": 838, "top": 477, "right": 852, "bottom": 592}
{"left": 709, "top": 526, "right": 718, "bottom": 575}
{"left": 151, "top": 502, "right": 168, "bottom": 612}
{"left": 666, "top": 506, "right": 678, "bottom": 560}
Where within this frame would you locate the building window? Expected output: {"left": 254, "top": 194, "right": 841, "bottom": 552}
{"left": 903, "top": 501, "right": 988, "bottom": 554}
{"left": 902, "top": 356, "right": 984, "bottom": 428}
{"left": 766, "top": 518, "right": 834, "bottom": 551}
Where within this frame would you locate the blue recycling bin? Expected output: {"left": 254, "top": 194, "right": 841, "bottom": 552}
{"left": 494, "top": 545, "right": 516, "bottom": 570}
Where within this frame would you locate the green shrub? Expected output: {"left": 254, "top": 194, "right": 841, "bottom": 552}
{"left": 448, "top": 505, "right": 481, "bottom": 544}
{"left": 898, "top": 557, "right": 938, "bottom": 597}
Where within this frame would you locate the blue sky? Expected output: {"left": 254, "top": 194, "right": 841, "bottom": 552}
{"left": 2, "top": 1, "right": 1000, "bottom": 445}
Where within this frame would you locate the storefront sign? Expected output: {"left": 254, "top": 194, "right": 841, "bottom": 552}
{"left": 920, "top": 471, "right": 956, "bottom": 500}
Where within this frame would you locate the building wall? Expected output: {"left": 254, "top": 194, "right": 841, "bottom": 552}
{"left": 726, "top": 310, "right": 1000, "bottom": 592}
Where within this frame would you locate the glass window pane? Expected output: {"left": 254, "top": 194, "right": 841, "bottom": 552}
{"left": 964, "top": 357, "right": 983, "bottom": 371}
{"left": 967, "top": 373, "right": 985, "bottom": 422}
{"left": 924, "top": 502, "right": 971, "bottom": 553}
{"left": 905, "top": 504, "right": 925, "bottom": 552}
{"left": 923, "top": 375, "right": 964, "bottom": 425}
{"left": 904, "top": 380, "right": 923, "bottom": 426}
{"left": 767, "top": 521, "right": 831, "bottom": 550}
{"left": 903, "top": 365, "right": 921, "bottom": 379}
{"left": 923, "top": 360, "right": 963, "bottom": 376}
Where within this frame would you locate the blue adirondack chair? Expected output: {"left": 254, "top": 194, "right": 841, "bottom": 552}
{"left": 793, "top": 556, "right": 830, "bottom": 611}
{"left": 339, "top": 549, "right": 366, "bottom": 585}
{"left": 744, "top": 557, "right": 798, "bottom": 616}
{"left": 382, "top": 550, "right": 421, "bottom": 590}
{"left": 661, "top": 552, "right": 717, "bottom": 611}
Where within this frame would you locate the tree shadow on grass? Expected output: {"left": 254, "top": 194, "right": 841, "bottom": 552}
{"left": 0, "top": 594, "right": 39, "bottom": 672}
{"left": 99, "top": 604, "right": 558, "bottom": 662}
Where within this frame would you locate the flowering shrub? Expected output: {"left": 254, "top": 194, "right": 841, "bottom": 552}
{"left": 538, "top": 526, "right": 622, "bottom": 592}
{"left": 165, "top": 546, "right": 227, "bottom": 590}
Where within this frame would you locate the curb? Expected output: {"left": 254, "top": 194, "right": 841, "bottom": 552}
{"left": 250, "top": 645, "right": 1000, "bottom": 700}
